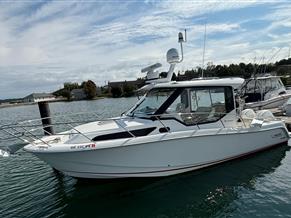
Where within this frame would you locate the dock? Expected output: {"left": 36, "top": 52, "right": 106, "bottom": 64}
{"left": 274, "top": 115, "right": 291, "bottom": 131}
{"left": 268, "top": 108, "right": 291, "bottom": 131}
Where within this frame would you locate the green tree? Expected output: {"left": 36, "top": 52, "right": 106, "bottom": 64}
{"left": 53, "top": 83, "right": 77, "bottom": 100}
{"left": 83, "top": 80, "right": 97, "bottom": 99}
{"left": 171, "top": 73, "right": 177, "bottom": 81}
{"left": 62, "top": 89, "right": 71, "bottom": 101}
{"left": 64, "top": 82, "right": 79, "bottom": 91}
{"left": 101, "top": 86, "right": 109, "bottom": 94}
{"left": 111, "top": 86, "right": 122, "bottom": 98}
{"left": 122, "top": 83, "right": 135, "bottom": 97}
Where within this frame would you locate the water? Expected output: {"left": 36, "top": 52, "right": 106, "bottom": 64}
{"left": 1, "top": 98, "right": 291, "bottom": 218}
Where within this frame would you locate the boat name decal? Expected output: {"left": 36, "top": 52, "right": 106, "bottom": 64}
{"left": 70, "top": 144, "right": 96, "bottom": 150}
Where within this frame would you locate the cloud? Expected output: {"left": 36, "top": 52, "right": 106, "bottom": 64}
{"left": 154, "top": 0, "right": 263, "bottom": 18}
{"left": 0, "top": 1, "right": 290, "bottom": 99}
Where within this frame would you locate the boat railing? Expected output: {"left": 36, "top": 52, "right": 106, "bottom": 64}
{"left": 0, "top": 111, "right": 130, "bottom": 146}
{"left": 149, "top": 111, "right": 280, "bottom": 130}
{"left": 0, "top": 110, "right": 277, "bottom": 150}
{"left": 148, "top": 111, "right": 230, "bottom": 129}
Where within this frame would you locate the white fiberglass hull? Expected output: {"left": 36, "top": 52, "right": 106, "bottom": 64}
{"left": 245, "top": 93, "right": 291, "bottom": 109}
{"left": 24, "top": 123, "right": 290, "bottom": 179}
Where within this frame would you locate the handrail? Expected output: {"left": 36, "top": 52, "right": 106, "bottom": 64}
{"left": 146, "top": 111, "right": 229, "bottom": 127}
{"left": 154, "top": 115, "right": 171, "bottom": 133}
{"left": 66, "top": 123, "right": 93, "bottom": 142}
{"left": 113, "top": 118, "right": 136, "bottom": 137}
{"left": 0, "top": 112, "right": 138, "bottom": 145}
{"left": 0, "top": 110, "right": 230, "bottom": 129}
{"left": 0, "top": 110, "right": 244, "bottom": 147}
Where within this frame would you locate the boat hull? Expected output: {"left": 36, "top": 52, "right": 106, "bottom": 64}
{"left": 245, "top": 93, "right": 291, "bottom": 109}
{"left": 28, "top": 126, "right": 289, "bottom": 179}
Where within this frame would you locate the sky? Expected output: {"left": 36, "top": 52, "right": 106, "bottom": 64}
{"left": 0, "top": 0, "right": 291, "bottom": 99}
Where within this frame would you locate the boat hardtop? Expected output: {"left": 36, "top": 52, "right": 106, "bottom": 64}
{"left": 152, "top": 77, "right": 244, "bottom": 89}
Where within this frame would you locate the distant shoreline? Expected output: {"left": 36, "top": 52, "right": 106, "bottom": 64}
{"left": 0, "top": 99, "right": 63, "bottom": 109}
{"left": 0, "top": 97, "right": 107, "bottom": 110}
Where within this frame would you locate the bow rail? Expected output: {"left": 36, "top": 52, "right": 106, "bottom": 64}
{"left": 0, "top": 110, "right": 274, "bottom": 155}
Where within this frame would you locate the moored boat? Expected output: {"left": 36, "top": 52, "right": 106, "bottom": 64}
{"left": 1, "top": 31, "right": 289, "bottom": 179}
{"left": 22, "top": 32, "right": 290, "bottom": 179}
{"left": 23, "top": 79, "right": 290, "bottom": 178}
{"left": 239, "top": 75, "right": 291, "bottom": 110}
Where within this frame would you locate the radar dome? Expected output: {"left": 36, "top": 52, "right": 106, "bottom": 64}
{"left": 167, "top": 48, "right": 180, "bottom": 64}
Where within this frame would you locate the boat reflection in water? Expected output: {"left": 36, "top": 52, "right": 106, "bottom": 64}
{"left": 57, "top": 144, "right": 290, "bottom": 218}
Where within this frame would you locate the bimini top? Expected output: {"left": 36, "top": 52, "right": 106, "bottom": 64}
{"left": 153, "top": 77, "right": 244, "bottom": 89}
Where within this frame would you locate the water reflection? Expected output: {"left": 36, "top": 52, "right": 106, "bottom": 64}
{"left": 1, "top": 99, "right": 290, "bottom": 218}
{"left": 59, "top": 145, "right": 290, "bottom": 218}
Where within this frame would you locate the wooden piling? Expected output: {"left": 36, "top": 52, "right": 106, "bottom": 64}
{"left": 38, "top": 101, "right": 54, "bottom": 135}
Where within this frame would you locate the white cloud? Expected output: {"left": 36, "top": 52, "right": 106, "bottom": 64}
{"left": 155, "top": 0, "right": 262, "bottom": 17}
{"left": 0, "top": 1, "right": 290, "bottom": 99}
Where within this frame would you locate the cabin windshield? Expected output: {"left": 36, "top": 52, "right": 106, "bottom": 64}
{"left": 130, "top": 88, "right": 175, "bottom": 116}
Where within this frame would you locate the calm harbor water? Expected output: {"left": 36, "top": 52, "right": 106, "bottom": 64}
{"left": 1, "top": 98, "right": 291, "bottom": 218}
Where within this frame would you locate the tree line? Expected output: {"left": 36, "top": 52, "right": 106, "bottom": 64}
{"left": 53, "top": 57, "right": 291, "bottom": 101}
{"left": 179, "top": 58, "right": 291, "bottom": 82}
{"left": 54, "top": 80, "right": 98, "bottom": 100}
{"left": 110, "top": 82, "right": 139, "bottom": 98}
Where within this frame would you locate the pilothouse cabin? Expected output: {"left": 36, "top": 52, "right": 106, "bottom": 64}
{"left": 128, "top": 78, "right": 241, "bottom": 128}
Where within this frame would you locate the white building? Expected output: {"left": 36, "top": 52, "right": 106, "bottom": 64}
{"left": 23, "top": 93, "right": 56, "bottom": 103}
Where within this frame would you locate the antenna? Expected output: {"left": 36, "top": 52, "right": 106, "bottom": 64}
{"left": 252, "top": 56, "right": 257, "bottom": 78}
{"left": 141, "top": 30, "right": 187, "bottom": 84}
{"left": 267, "top": 47, "right": 282, "bottom": 63}
{"left": 261, "top": 47, "right": 282, "bottom": 74}
{"left": 261, "top": 56, "right": 265, "bottom": 74}
{"left": 255, "top": 56, "right": 265, "bottom": 75}
{"left": 201, "top": 22, "right": 207, "bottom": 78}
{"left": 178, "top": 29, "right": 186, "bottom": 63}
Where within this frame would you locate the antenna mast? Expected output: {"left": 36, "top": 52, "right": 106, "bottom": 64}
{"left": 201, "top": 22, "right": 207, "bottom": 78}
{"left": 263, "top": 47, "right": 282, "bottom": 74}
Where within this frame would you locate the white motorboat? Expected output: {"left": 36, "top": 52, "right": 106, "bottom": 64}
{"left": 239, "top": 75, "right": 291, "bottom": 110}
{"left": 4, "top": 32, "right": 289, "bottom": 179}
{"left": 22, "top": 78, "right": 289, "bottom": 178}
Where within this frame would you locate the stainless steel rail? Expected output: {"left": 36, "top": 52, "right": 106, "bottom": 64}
{"left": 0, "top": 110, "right": 260, "bottom": 147}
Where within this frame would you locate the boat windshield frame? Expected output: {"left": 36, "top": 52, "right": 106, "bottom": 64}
{"left": 127, "top": 86, "right": 235, "bottom": 125}
{"left": 128, "top": 87, "right": 183, "bottom": 118}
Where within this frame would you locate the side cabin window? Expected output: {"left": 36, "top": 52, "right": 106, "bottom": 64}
{"left": 265, "top": 79, "right": 272, "bottom": 91}
{"left": 165, "top": 87, "right": 234, "bottom": 125}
